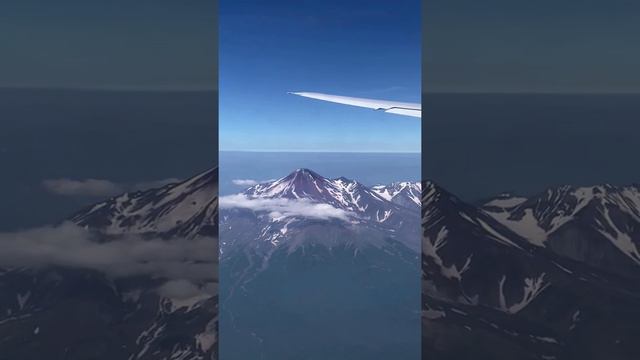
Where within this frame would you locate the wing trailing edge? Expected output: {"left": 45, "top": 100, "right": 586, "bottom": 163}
{"left": 289, "top": 92, "right": 421, "bottom": 118}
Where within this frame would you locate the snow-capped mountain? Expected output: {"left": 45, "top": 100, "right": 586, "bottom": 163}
{"left": 423, "top": 181, "right": 640, "bottom": 360}
{"left": 72, "top": 168, "right": 218, "bottom": 239}
{"left": 219, "top": 169, "right": 421, "bottom": 360}
{"left": 244, "top": 168, "right": 418, "bottom": 222}
{"left": 421, "top": 181, "right": 547, "bottom": 310}
{"left": 220, "top": 169, "right": 421, "bottom": 254}
{"left": 483, "top": 184, "right": 640, "bottom": 277}
{"left": 0, "top": 168, "right": 219, "bottom": 360}
{"left": 245, "top": 168, "right": 420, "bottom": 210}
{"left": 372, "top": 181, "right": 421, "bottom": 208}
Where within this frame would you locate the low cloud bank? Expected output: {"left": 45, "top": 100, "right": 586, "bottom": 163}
{"left": 157, "top": 279, "right": 217, "bottom": 300}
{"left": 0, "top": 222, "right": 217, "bottom": 282}
{"left": 232, "top": 179, "right": 259, "bottom": 186}
{"left": 231, "top": 178, "right": 276, "bottom": 187}
{"left": 219, "top": 194, "right": 352, "bottom": 221}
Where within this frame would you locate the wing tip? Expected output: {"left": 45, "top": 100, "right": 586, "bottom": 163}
{"left": 288, "top": 91, "right": 308, "bottom": 96}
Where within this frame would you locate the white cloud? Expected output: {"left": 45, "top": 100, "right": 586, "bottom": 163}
{"left": 219, "top": 194, "right": 352, "bottom": 221}
{"left": 157, "top": 279, "right": 217, "bottom": 300}
{"left": 42, "top": 178, "right": 124, "bottom": 197}
{"left": 232, "top": 179, "right": 259, "bottom": 186}
{"left": 0, "top": 222, "right": 218, "bottom": 281}
{"left": 231, "top": 178, "right": 277, "bottom": 187}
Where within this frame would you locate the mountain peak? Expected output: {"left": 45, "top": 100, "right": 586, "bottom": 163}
{"left": 244, "top": 169, "right": 373, "bottom": 202}
{"left": 286, "top": 168, "right": 324, "bottom": 181}
{"left": 245, "top": 168, "right": 327, "bottom": 199}
{"left": 335, "top": 176, "right": 354, "bottom": 183}
{"left": 71, "top": 167, "right": 218, "bottom": 238}
{"left": 292, "top": 168, "right": 317, "bottom": 174}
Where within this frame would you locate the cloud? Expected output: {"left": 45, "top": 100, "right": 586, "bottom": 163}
{"left": 219, "top": 194, "right": 352, "bottom": 221}
{"left": 157, "top": 279, "right": 217, "bottom": 300}
{"left": 0, "top": 222, "right": 218, "bottom": 282}
{"left": 232, "top": 179, "right": 259, "bottom": 186}
{"left": 42, "top": 177, "right": 182, "bottom": 197}
{"left": 42, "top": 178, "right": 124, "bottom": 197}
{"left": 231, "top": 178, "right": 277, "bottom": 187}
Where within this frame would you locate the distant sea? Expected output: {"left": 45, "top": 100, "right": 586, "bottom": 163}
{"left": 219, "top": 151, "right": 421, "bottom": 195}
{"left": 424, "top": 93, "right": 640, "bottom": 202}
{"left": 0, "top": 88, "right": 217, "bottom": 231}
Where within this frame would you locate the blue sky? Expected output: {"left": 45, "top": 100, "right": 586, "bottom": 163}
{"left": 219, "top": 0, "right": 421, "bottom": 153}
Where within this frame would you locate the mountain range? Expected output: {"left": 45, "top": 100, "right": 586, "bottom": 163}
{"left": 0, "top": 167, "right": 421, "bottom": 360}
{"left": 0, "top": 168, "right": 219, "bottom": 360}
{"left": 422, "top": 181, "right": 640, "bottom": 360}
{"left": 219, "top": 168, "right": 422, "bottom": 360}
{"left": 221, "top": 168, "right": 421, "bottom": 254}
{"left": 3, "top": 164, "right": 636, "bottom": 360}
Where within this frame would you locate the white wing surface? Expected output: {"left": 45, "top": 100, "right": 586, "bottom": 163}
{"left": 289, "top": 92, "right": 421, "bottom": 118}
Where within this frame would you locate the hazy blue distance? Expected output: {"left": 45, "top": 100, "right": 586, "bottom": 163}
{"left": 0, "top": 89, "right": 217, "bottom": 231}
{"left": 220, "top": 151, "right": 421, "bottom": 195}
{"left": 0, "top": 0, "right": 216, "bottom": 90}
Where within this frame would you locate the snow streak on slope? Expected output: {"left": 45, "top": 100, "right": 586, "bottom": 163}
{"left": 72, "top": 168, "right": 218, "bottom": 239}
{"left": 372, "top": 181, "right": 421, "bottom": 207}
{"left": 482, "top": 184, "right": 640, "bottom": 265}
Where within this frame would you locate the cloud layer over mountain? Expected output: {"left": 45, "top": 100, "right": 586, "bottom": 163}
{"left": 0, "top": 222, "right": 217, "bottom": 284}
{"left": 220, "top": 194, "right": 353, "bottom": 221}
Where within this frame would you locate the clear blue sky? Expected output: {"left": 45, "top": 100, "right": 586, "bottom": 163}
{"left": 219, "top": 0, "right": 421, "bottom": 153}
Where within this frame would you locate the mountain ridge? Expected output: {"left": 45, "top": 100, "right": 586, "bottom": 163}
{"left": 0, "top": 167, "right": 219, "bottom": 360}
{"left": 423, "top": 179, "right": 640, "bottom": 360}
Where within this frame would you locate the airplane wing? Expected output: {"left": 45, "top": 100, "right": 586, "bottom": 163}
{"left": 289, "top": 92, "right": 421, "bottom": 118}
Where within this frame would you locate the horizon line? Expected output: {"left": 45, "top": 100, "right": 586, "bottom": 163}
{"left": 219, "top": 150, "right": 421, "bottom": 154}
{"left": 423, "top": 90, "right": 640, "bottom": 95}
{"left": 5, "top": 87, "right": 638, "bottom": 96}
{"left": 0, "top": 85, "right": 218, "bottom": 93}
